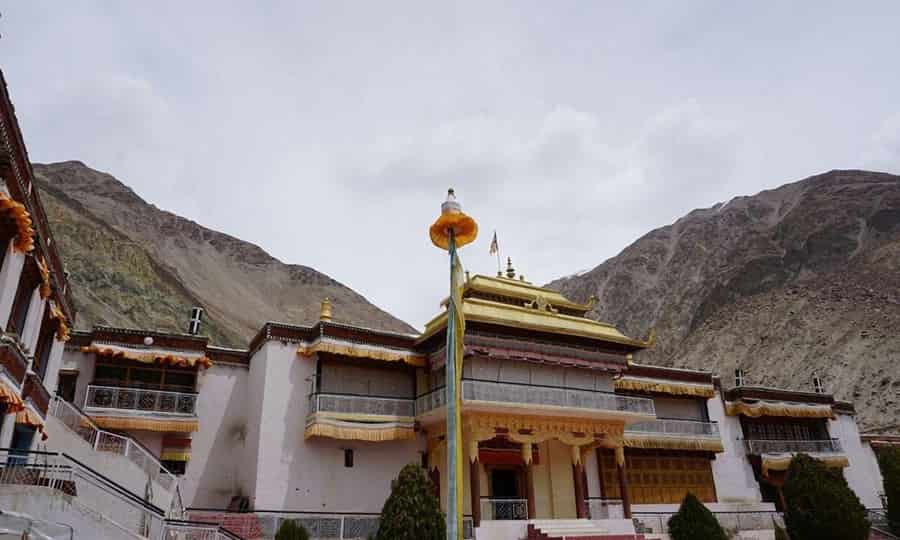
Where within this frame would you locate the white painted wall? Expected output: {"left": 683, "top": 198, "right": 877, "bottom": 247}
{"left": 248, "top": 341, "right": 425, "bottom": 512}
{"left": 708, "top": 395, "right": 762, "bottom": 503}
{"left": 0, "top": 240, "right": 24, "bottom": 329}
{"left": 829, "top": 413, "right": 884, "bottom": 508}
{"left": 60, "top": 349, "right": 95, "bottom": 407}
{"left": 41, "top": 338, "right": 66, "bottom": 397}
{"left": 182, "top": 361, "right": 249, "bottom": 508}
{"left": 20, "top": 288, "right": 45, "bottom": 355}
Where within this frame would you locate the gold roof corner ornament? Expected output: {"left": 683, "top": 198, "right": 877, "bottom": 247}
{"left": 505, "top": 257, "right": 516, "bottom": 279}
{"left": 525, "top": 295, "right": 558, "bottom": 314}
{"left": 587, "top": 294, "right": 597, "bottom": 311}
{"left": 644, "top": 328, "right": 657, "bottom": 348}
{"left": 320, "top": 298, "right": 333, "bottom": 322}
{"left": 626, "top": 353, "right": 634, "bottom": 366}
{"left": 429, "top": 188, "right": 478, "bottom": 250}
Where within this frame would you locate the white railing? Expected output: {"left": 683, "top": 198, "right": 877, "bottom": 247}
{"left": 160, "top": 520, "right": 243, "bottom": 540}
{"left": 634, "top": 511, "right": 785, "bottom": 534}
{"left": 462, "top": 379, "right": 656, "bottom": 416}
{"left": 49, "top": 395, "right": 179, "bottom": 494}
{"left": 626, "top": 418, "right": 720, "bottom": 437}
{"left": 480, "top": 498, "right": 528, "bottom": 521}
{"left": 0, "top": 449, "right": 167, "bottom": 539}
{"left": 415, "top": 386, "right": 447, "bottom": 415}
{"left": 85, "top": 384, "right": 198, "bottom": 416}
{"left": 587, "top": 498, "right": 625, "bottom": 519}
{"left": 745, "top": 439, "right": 843, "bottom": 455}
{"left": 309, "top": 393, "right": 415, "bottom": 418}
{"left": 0, "top": 509, "right": 74, "bottom": 539}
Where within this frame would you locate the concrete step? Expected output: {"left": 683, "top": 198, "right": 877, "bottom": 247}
{"left": 527, "top": 520, "right": 645, "bottom": 540}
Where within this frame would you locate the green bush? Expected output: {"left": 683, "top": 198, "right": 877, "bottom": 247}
{"left": 783, "top": 454, "right": 870, "bottom": 540}
{"left": 667, "top": 492, "right": 727, "bottom": 540}
{"left": 879, "top": 446, "right": 900, "bottom": 534}
{"left": 375, "top": 463, "right": 445, "bottom": 540}
{"left": 275, "top": 519, "right": 309, "bottom": 540}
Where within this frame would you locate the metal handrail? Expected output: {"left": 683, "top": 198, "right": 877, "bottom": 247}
{"left": 461, "top": 378, "right": 656, "bottom": 415}
{"left": 84, "top": 384, "right": 199, "bottom": 416}
{"left": 744, "top": 438, "right": 843, "bottom": 455}
{"left": 479, "top": 497, "right": 528, "bottom": 521}
{"left": 308, "top": 392, "right": 416, "bottom": 418}
{"left": 626, "top": 418, "right": 721, "bottom": 437}
{"left": 50, "top": 395, "right": 179, "bottom": 493}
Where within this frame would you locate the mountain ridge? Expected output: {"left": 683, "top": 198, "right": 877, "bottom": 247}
{"left": 549, "top": 169, "right": 900, "bottom": 431}
{"left": 33, "top": 161, "right": 415, "bottom": 347}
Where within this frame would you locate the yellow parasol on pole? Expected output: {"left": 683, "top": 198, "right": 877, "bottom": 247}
{"left": 430, "top": 188, "right": 477, "bottom": 540}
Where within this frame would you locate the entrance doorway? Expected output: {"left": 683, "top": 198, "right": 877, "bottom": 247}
{"left": 489, "top": 467, "right": 526, "bottom": 520}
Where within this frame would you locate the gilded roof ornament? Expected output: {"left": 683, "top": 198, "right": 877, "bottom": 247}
{"left": 506, "top": 257, "right": 516, "bottom": 279}
{"left": 320, "top": 297, "right": 333, "bottom": 321}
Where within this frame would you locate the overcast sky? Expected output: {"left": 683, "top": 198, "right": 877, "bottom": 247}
{"left": 3, "top": 2, "right": 900, "bottom": 329}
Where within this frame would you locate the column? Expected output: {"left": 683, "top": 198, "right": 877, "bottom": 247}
{"left": 41, "top": 338, "right": 66, "bottom": 397}
{"left": 0, "top": 410, "right": 16, "bottom": 448}
{"left": 572, "top": 445, "right": 587, "bottom": 519}
{"left": 615, "top": 446, "right": 632, "bottom": 518}
{"left": 22, "top": 290, "right": 45, "bottom": 356}
{"left": 0, "top": 241, "right": 24, "bottom": 328}
{"left": 470, "top": 440, "right": 481, "bottom": 527}
{"left": 523, "top": 443, "right": 536, "bottom": 520}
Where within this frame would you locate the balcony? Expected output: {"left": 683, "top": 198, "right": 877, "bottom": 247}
{"left": 85, "top": 384, "right": 198, "bottom": 416}
{"left": 745, "top": 438, "right": 843, "bottom": 455}
{"left": 305, "top": 392, "right": 416, "bottom": 442}
{"left": 626, "top": 418, "right": 720, "bottom": 438}
{"left": 417, "top": 379, "right": 656, "bottom": 421}
{"left": 308, "top": 392, "right": 415, "bottom": 419}
{"left": 0, "top": 333, "right": 28, "bottom": 387}
{"left": 22, "top": 373, "right": 50, "bottom": 417}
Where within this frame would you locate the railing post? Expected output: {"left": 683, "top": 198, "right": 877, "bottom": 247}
{"left": 124, "top": 438, "right": 131, "bottom": 458}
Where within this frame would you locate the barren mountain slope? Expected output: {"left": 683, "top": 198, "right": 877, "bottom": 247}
{"left": 34, "top": 161, "right": 415, "bottom": 347}
{"left": 549, "top": 170, "right": 900, "bottom": 430}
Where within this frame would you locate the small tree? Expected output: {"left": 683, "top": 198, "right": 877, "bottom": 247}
{"left": 275, "top": 519, "right": 309, "bottom": 540}
{"left": 879, "top": 446, "right": 900, "bottom": 534}
{"left": 375, "top": 463, "right": 445, "bottom": 540}
{"left": 667, "top": 492, "right": 727, "bottom": 540}
{"left": 783, "top": 454, "right": 870, "bottom": 540}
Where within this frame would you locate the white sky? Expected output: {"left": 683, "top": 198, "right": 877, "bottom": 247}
{"left": 3, "top": 2, "right": 900, "bottom": 329}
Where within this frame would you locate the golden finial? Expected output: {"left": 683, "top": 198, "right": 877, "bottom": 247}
{"left": 506, "top": 257, "right": 516, "bottom": 279}
{"left": 644, "top": 328, "right": 657, "bottom": 348}
{"left": 320, "top": 298, "right": 333, "bottom": 321}
{"left": 587, "top": 294, "right": 597, "bottom": 310}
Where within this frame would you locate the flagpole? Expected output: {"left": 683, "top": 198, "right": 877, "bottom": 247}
{"left": 446, "top": 230, "right": 460, "bottom": 540}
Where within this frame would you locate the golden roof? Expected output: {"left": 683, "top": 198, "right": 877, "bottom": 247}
{"left": 420, "top": 274, "right": 648, "bottom": 348}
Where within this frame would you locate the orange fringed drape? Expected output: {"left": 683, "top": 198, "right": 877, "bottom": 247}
{"left": 48, "top": 302, "right": 70, "bottom": 341}
{"left": 92, "top": 415, "right": 199, "bottom": 433}
{"left": 81, "top": 345, "right": 212, "bottom": 369}
{"left": 16, "top": 407, "right": 47, "bottom": 440}
{"left": 0, "top": 193, "right": 34, "bottom": 252}
{"left": 0, "top": 381, "right": 24, "bottom": 413}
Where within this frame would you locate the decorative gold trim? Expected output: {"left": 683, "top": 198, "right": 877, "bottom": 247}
{"left": 761, "top": 454, "right": 849, "bottom": 477}
{"left": 725, "top": 400, "right": 834, "bottom": 419}
{"left": 463, "top": 412, "right": 625, "bottom": 449}
{"left": 0, "top": 193, "right": 34, "bottom": 252}
{"left": 37, "top": 257, "right": 51, "bottom": 299}
{"left": 297, "top": 339, "right": 424, "bottom": 367}
{"left": 92, "top": 416, "right": 199, "bottom": 433}
{"left": 160, "top": 450, "right": 192, "bottom": 461}
{"left": 48, "top": 302, "right": 70, "bottom": 341}
{"left": 82, "top": 345, "right": 212, "bottom": 369}
{"left": 304, "top": 421, "right": 416, "bottom": 442}
{"left": 0, "top": 380, "right": 24, "bottom": 413}
{"left": 624, "top": 435, "right": 724, "bottom": 453}
{"left": 615, "top": 377, "right": 715, "bottom": 398}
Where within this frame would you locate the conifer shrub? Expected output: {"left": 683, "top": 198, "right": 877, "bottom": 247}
{"left": 375, "top": 463, "right": 445, "bottom": 540}
{"left": 782, "top": 453, "right": 869, "bottom": 540}
{"left": 275, "top": 519, "right": 309, "bottom": 540}
{"left": 879, "top": 446, "right": 900, "bottom": 534}
{"left": 667, "top": 492, "right": 727, "bottom": 540}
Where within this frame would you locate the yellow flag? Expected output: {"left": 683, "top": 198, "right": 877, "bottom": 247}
{"left": 449, "top": 250, "right": 466, "bottom": 539}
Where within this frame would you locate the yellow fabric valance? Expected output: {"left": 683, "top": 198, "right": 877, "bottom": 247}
{"left": 616, "top": 377, "right": 715, "bottom": 398}
{"left": 0, "top": 380, "right": 24, "bottom": 413}
{"left": 725, "top": 400, "right": 834, "bottom": 419}
{"left": 624, "top": 435, "right": 725, "bottom": 453}
{"left": 92, "top": 415, "right": 199, "bottom": 433}
{"left": 761, "top": 454, "right": 849, "bottom": 477}
{"left": 297, "top": 339, "right": 425, "bottom": 367}
{"left": 0, "top": 193, "right": 34, "bottom": 253}
{"left": 82, "top": 344, "right": 212, "bottom": 369}
{"left": 16, "top": 407, "right": 47, "bottom": 440}
{"left": 161, "top": 450, "right": 192, "bottom": 461}
{"left": 304, "top": 420, "right": 416, "bottom": 442}
{"left": 37, "top": 257, "right": 51, "bottom": 299}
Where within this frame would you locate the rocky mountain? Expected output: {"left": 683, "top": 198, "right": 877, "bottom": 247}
{"left": 549, "top": 170, "right": 900, "bottom": 431}
{"left": 33, "top": 161, "right": 415, "bottom": 347}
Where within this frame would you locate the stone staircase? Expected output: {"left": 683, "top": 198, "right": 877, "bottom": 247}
{"left": 526, "top": 519, "right": 646, "bottom": 540}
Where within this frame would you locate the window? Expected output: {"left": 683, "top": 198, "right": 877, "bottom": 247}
{"left": 32, "top": 311, "right": 56, "bottom": 382}
{"left": 161, "top": 460, "right": 187, "bottom": 476}
{"left": 734, "top": 369, "right": 745, "bottom": 387}
{"left": 57, "top": 372, "right": 78, "bottom": 402}
{"left": 7, "top": 279, "right": 33, "bottom": 335}
{"left": 344, "top": 448, "right": 354, "bottom": 468}
{"left": 9, "top": 424, "right": 36, "bottom": 464}
{"left": 93, "top": 360, "right": 197, "bottom": 392}
{"left": 813, "top": 376, "right": 825, "bottom": 394}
